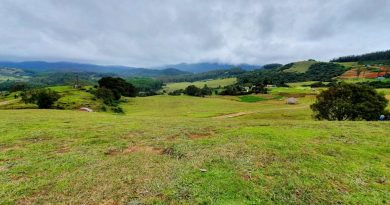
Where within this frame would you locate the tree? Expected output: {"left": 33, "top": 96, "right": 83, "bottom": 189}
{"left": 168, "top": 89, "right": 184, "bottom": 96}
{"left": 311, "top": 83, "right": 388, "bottom": 121}
{"left": 184, "top": 85, "right": 202, "bottom": 96}
{"left": 201, "top": 85, "right": 212, "bottom": 96}
{"left": 95, "top": 87, "right": 116, "bottom": 105}
{"left": 219, "top": 84, "right": 248, "bottom": 95}
{"left": 21, "top": 89, "right": 60, "bottom": 109}
{"left": 251, "top": 84, "right": 268, "bottom": 94}
{"left": 98, "top": 77, "right": 136, "bottom": 97}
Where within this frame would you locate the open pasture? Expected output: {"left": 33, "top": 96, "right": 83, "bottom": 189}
{"left": 1, "top": 93, "right": 389, "bottom": 204}
{"left": 162, "top": 78, "right": 236, "bottom": 92}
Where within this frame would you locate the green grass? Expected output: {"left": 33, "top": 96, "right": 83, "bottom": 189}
{"left": 163, "top": 78, "right": 236, "bottom": 92}
{"left": 239, "top": 95, "right": 267, "bottom": 102}
{"left": 284, "top": 61, "right": 317, "bottom": 73}
{"left": 337, "top": 62, "right": 360, "bottom": 69}
{"left": 0, "top": 90, "right": 389, "bottom": 204}
{"left": 0, "top": 86, "right": 103, "bottom": 110}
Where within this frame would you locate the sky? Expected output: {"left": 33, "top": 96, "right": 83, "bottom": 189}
{"left": 0, "top": 0, "right": 389, "bottom": 67}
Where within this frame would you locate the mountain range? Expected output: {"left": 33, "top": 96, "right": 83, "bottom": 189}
{"left": 157, "top": 63, "right": 260, "bottom": 73}
{"left": 0, "top": 61, "right": 260, "bottom": 76}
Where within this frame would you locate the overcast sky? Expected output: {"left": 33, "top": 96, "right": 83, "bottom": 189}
{"left": 0, "top": 0, "right": 389, "bottom": 67}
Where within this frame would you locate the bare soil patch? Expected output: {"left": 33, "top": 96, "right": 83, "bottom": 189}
{"left": 188, "top": 127, "right": 216, "bottom": 139}
{"left": 123, "top": 146, "right": 163, "bottom": 154}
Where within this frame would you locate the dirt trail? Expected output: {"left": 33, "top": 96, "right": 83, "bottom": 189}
{"left": 213, "top": 105, "right": 309, "bottom": 119}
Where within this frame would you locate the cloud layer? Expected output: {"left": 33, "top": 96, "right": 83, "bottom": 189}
{"left": 1, "top": 0, "right": 389, "bottom": 67}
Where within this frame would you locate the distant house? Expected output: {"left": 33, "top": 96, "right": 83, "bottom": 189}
{"left": 79, "top": 107, "right": 93, "bottom": 112}
{"left": 286, "top": 97, "right": 298, "bottom": 104}
{"left": 376, "top": 77, "right": 385, "bottom": 81}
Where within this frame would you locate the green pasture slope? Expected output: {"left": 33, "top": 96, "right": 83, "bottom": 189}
{"left": 0, "top": 89, "right": 389, "bottom": 204}
{"left": 284, "top": 61, "right": 318, "bottom": 73}
{"left": 0, "top": 86, "right": 103, "bottom": 111}
{"left": 163, "top": 78, "right": 236, "bottom": 92}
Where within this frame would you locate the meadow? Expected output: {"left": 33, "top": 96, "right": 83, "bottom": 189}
{"left": 1, "top": 89, "right": 389, "bottom": 204}
{"left": 162, "top": 78, "right": 237, "bottom": 93}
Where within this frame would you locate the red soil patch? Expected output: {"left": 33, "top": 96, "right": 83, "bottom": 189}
{"left": 340, "top": 67, "right": 390, "bottom": 79}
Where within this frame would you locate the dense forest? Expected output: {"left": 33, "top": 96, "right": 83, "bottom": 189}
{"left": 157, "top": 67, "right": 247, "bottom": 83}
{"left": 238, "top": 62, "right": 346, "bottom": 85}
{"left": 331, "top": 50, "right": 390, "bottom": 63}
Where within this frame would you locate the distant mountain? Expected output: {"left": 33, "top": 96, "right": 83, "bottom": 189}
{"left": 0, "top": 61, "right": 190, "bottom": 77}
{"left": 158, "top": 63, "right": 261, "bottom": 73}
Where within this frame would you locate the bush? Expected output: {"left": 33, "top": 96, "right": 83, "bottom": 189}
{"left": 311, "top": 83, "right": 388, "bottom": 121}
{"left": 251, "top": 84, "right": 268, "bottom": 94}
{"left": 183, "top": 85, "right": 212, "bottom": 97}
{"left": 184, "top": 85, "right": 202, "bottom": 96}
{"left": 219, "top": 84, "right": 248, "bottom": 95}
{"left": 310, "top": 81, "right": 326, "bottom": 88}
{"left": 112, "top": 106, "right": 124, "bottom": 114}
{"left": 95, "top": 87, "right": 116, "bottom": 105}
{"left": 168, "top": 89, "right": 184, "bottom": 96}
{"left": 21, "top": 89, "right": 60, "bottom": 109}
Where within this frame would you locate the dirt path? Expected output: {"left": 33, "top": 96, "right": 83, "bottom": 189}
{"left": 212, "top": 105, "right": 309, "bottom": 119}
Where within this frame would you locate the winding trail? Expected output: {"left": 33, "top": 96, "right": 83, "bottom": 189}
{"left": 212, "top": 105, "right": 309, "bottom": 119}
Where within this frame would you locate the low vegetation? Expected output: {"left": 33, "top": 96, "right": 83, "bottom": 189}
{"left": 1, "top": 93, "right": 389, "bottom": 204}
{"left": 1, "top": 50, "right": 390, "bottom": 203}
{"left": 238, "top": 62, "right": 347, "bottom": 86}
{"left": 311, "top": 83, "right": 388, "bottom": 120}
{"left": 21, "top": 88, "right": 60, "bottom": 109}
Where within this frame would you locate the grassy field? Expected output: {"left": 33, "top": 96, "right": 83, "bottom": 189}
{"left": 0, "top": 86, "right": 103, "bottom": 111}
{"left": 162, "top": 78, "right": 236, "bottom": 92}
{"left": 284, "top": 61, "right": 317, "bottom": 73}
{"left": 1, "top": 91, "right": 389, "bottom": 204}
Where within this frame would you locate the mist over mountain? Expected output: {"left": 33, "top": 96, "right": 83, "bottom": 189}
{"left": 0, "top": 61, "right": 260, "bottom": 76}
{"left": 157, "top": 63, "right": 261, "bottom": 73}
{"left": 0, "top": 61, "right": 189, "bottom": 77}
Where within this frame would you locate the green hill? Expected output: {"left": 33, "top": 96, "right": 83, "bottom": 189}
{"left": 283, "top": 60, "right": 318, "bottom": 73}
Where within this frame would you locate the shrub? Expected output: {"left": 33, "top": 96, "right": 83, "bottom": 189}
{"left": 184, "top": 85, "right": 202, "bottom": 96}
{"left": 183, "top": 85, "right": 212, "bottom": 97}
{"left": 95, "top": 87, "right": 116, "bottom": 105}
{"left": 219, "top": 84, "right": 248, "bottom": 95}
{"left": 251, "top": 84, "right": 268, "bottom": 94}
{"left": 112, "top": 106, "right": 124, "bottom": 114}
{"left": 21, "top": 89, "right": 60, "bottom": 109}
{"left": 168, "top": 89, "right": 184, "bottom": 96}
{"left": 311, "top": 83, "right": 388, "bottom": 121}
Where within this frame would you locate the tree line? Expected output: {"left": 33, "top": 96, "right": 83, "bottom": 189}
{"left": 237, "top": 62, "right": 347, "bottom": 86}
{"left": 330, "top": 50, "right": 390, "bottom": 63}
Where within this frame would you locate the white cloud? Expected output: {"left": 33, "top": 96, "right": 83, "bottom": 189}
{"left": 0, "top": 0, "right": 389, "bottom": 67}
